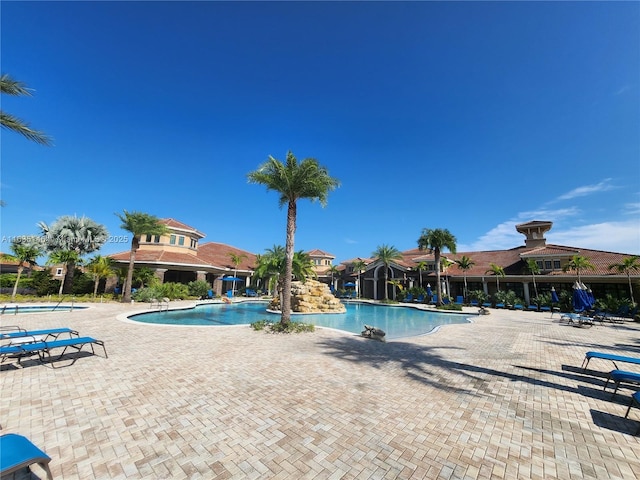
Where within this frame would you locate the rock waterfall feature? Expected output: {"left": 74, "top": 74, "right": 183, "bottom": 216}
{"left": 269, "top": 279, "right": 346, "bottom": 314}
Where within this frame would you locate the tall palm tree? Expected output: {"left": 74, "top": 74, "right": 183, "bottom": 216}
{"left": 47, "top": 250, "right": 80, "bottom": 295}
{"left": 327, "top": 264, "right": 340, "bottom": 291}
{"left": 4, "top": 239, "right": 43, "bottom": 301}
{"left": 485, "top": 263, "right": 505, "bottom": 292}
{"left": 455, "top": 255, "right": 475, "bottom": 300}
{"left": 608, "top": 256, "right": 640, "bottom": 303}
{"left": 229, "top": 252, "right": 248, "bottom": 293}
{"left": 351, "top": 259, "right": 367, "bottom": 298}
{"left": 562, "top": 255, "right": 595, "bottom": 284}
{"left": 524, "top": 259, "right": 540, "bottom": 298}
{"left": 85, "top": 255, "right": 114, "bottom": 298}
{"left": 116, "top": 210, "right": 169, "bottom": 303}
{"left": 415, "top": 261, "right": 429, "bottom": 288}
{"left": 417, "top": 228, "right": 457, "bottom": 306}
{"left": 248, "top": 151, "right": 339, "bottom": 324}
{"left": 1, "top": 74, "right": 52, "bottom": 145}
{"left": 372, "top": 244, "right": 402, "bottom": 300}
{"left": 38, "top": 215, "right": 108, "bottom": 294}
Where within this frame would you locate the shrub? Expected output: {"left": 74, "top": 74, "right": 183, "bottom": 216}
{"left": 250, "top": 320, "right": 315, "bottom": 333}
{"left": 468, "top": 290, "right": 489, "bottom": 306}
{"left": 187, "top": 280, "right": 210, "bottom": 298}
{"left": 437, "top": 303, "right": 462, "bottom": 311}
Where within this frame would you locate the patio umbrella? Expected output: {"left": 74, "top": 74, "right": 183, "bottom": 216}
{"left": 344, "top": 282, "right": 356, "bottom": 287}
{"left": 426, "top": 284, "right": 433, "bottom": 297}
{"left": 572, "top": 283, "right": 590, "bottom": 312}
{"left": 551, "top": 287, "right": 559, "bottom": 304}
{"left": 221, "top": 277, "right": 242, "bottom": 282}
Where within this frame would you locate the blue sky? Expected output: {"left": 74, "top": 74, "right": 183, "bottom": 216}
{"left": 2, "top": 1, "right": 639, "bottom": 264}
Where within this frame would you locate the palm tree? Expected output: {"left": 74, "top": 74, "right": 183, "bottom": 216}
{"left": 351, "top": 259, "right": 367, "bottom": 298}
{"left": 562, "top": 255, "right": 595, "bottom": 283}
{"left": 417, "top": 228, "right": 457, "bottom": 306}
{"left": 47, "top": 250, "right": 80, "bottom": 295}
{"left": 327, "top": 264, "right": 340, "bottom": 292}
{"left": 133, "top": 267, "right": 156, "bottom": 289}
{"left": 253, "top": 245, "right": 286, "bottom": 296}
{"left": 85, "top": 255, "right": 114, "bottom": 298}
{"left": 4, "top": 239, "right": 43, "bottom": 301}
{"left": 485, "top": 263, "right": 505, "bottom": 292}
{"left": 247, "top": 151, "right": 339, "bottom": 324}
{"left": 229, "top": 252, "right": 248, "bottom": 294}
{"left": 608, "top": 256, "right": 640, "bottom": 303}
{"left": 372, "top": 244, "right": 402, "bottom": 300}
{"left": 524, "top": 259, "right": 540, "bottom": 298}
{"left": 38, "top": 215, "right": 108, "bottom": 294}
{"left": 415, "top": 261, "right": 429, "bottom": 288}
{"left": 455, "top": 255, "right": 475, "bottom": 300}
{"left": 116, "top": 210, "right": 169, "bottom": 303}
{"left": 1, "top": 74, "right": 52, "bottom": 145}
{"left": 292, "top": 250, "right": 316, "bottom": 281}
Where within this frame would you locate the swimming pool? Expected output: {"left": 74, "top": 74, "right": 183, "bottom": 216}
{"left": 128, "top": 302, "right": 473, "bottom": 339}
{"left": 1, "top": 305, "right": 88, "bottom": 314}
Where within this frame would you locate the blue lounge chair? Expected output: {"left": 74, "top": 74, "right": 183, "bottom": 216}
{"left": 401, "top": 293, "right": 413, "bottom": 303}
{"left": 470, "top": 300, "right": 478, "bottom": 307}
{"left": 454, "top": 296, "right": 464, "bottom": 305}
{"left": 513, "top": 304, "right": 524, "bottom": 310}
{"left": 482, "top": 302, "right": 492, "bottom": 308}
{"left": 495, "top": 303, "right": 505, "bottom": 309}
{"left": 604, "top": 370, "right": 640, "bottom": 397}
{"left": 624, "top": 391, "right": 640, "bottom": 419}
{"left": 0, "top": 433, "right": 53, "bottom": 480}
{"left": 1, "top": 336, "right": 107, "bottom": 367}
{"left": 581, "top": 351, "right": 640, "bottom": 371}
{"left": 0, "top": 328, "right": 78, "bottom": 343}
{"left": 415, "top": 294, "right": 425, "bottom": 303}
{"left": 527, "top": 305, "right": 538, "bottom": 311}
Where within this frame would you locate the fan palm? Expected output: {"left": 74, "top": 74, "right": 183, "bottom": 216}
{"left": 38, "top": 215, "right": 108, "bottom": 294}
{"left": 115, "top": 210, "right": 169, "bottom": 303}
{"left": 417, "top": 228, "right": 457, "bottom": 306}
{"left": 372, "top": 245, "right": 402, "bottom": 300}
{"left": 608, "top": 256, "right": 640, "bottom": 303}
{"left": 229, "top": 252, "right": 248, "bottom": 293}
{"left": 1, "top": 74, "right": 52, "bottom": 145}
{"left": 248, "top": 151, "right": 339, "bottom": 324}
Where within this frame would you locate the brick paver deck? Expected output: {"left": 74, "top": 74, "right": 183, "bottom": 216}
{"left": 1, "top": 302, "right": 639, "bottom": 479}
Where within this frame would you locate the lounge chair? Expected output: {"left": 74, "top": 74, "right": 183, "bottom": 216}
{"left": 527, "top": 305, "right": 538, "bottom": 311}
{"left": 0, "top": 433, "right": 53, "bottom": 480}
{"left": 454, "top": 296, "right": 464, "bottom": 305}
{"left": 581, "top": 351, "right": 640, "bottom": 371}
{"left": 1, "top": 336, "right": 107, "bottom": 367}
{"left": 0, "top": 328, "right": 79, "bottom": 343}
{"left": 415, "top": 294, "right": 425, "bottom": 303}
{"left": 495, "top": 302, "right": 505, "bottom": 309}
{"left": 603, "top": 370, "right": 640, "bottom": 397}
{"left": 401, "top": 293, "right": 413, "bottom": 303}
{"left": 513, "top": 304, "right": 524, "bottom": 311}
{"left": 482, "top": 302, "right": 492, "bottom": 308}
{"left": 624, "top": 391, "right": 640, "bottom": 419}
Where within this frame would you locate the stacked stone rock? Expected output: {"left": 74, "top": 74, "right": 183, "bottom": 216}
{"left": 269, "top": 279, "right": 346, "bottom": 314}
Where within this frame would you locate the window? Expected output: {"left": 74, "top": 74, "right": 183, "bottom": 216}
{"left": 178, "top": 236, "right": 185, "bottom": 246}
{"left": 154, "top": 235, "right": 160, "bottom": 243}
{"left": 145, "top": 234, "right": 152, "bottom": 242}
{"left": 55, "top": 268, "right": 63, "bottom": 276}
{"left": 544, "top": 260, "right": 552, "bottom": 270}
{"left": 170, "top": 235, "right": 176, "bottom": 245}
{"left": 536, "top": 260, "right": 543, "bottom": 269}
{"left": 553, "top": 260, "right": 561, "bottom": 270}
{"left": 190, "top": 238, "right": 197, "bottom": 248}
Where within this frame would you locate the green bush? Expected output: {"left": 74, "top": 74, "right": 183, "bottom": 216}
{"left": 30, "top": 269, "right": 59, "bottom": 296}
{"left": 250, "top": 320, "right": 315, "bottom": 333}
{"left": 437, "top": 303, "right": 462, "bottom": 311}
{"left": 187, "top": 280, "right": 210, "bottom": 298}
{"left": 468, "top": 290, "right": 489, "bottom": 306}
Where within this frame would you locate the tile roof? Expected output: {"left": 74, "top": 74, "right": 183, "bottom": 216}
{"left": 160, "top": 218, "right": 205, "bottom": 238}
{"left": 306, "top": 249, "right": 335, "bottom": 258}
{"left": 196, "top": 242, "right": 257, "bottom": 272}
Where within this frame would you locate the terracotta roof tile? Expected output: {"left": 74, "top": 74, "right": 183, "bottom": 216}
{"left": 160, "top": 218, "right": 205, "bottom": 238}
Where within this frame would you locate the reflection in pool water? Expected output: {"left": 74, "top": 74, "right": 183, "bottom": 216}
{"left": 129, "top": 301, "right": 473, "bottom": 339}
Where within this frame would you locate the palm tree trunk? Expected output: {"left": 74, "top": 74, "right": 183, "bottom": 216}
{"left": 11, "top": 266, "right": 23, "bottom": 301}
{"left": 122, "top": 238, "right": 139, "bottom": 303}
{"left": 63, "top": 260, "right": 76, "bottom": 294}
{"left": 628, "top": 272, "right": 634, "bottom": 303}
{"left": 93, "top": 277, "right": 99, "bottom": 298}
{"left": 435, "top": 250, "right": 442, "bottom": 306}
{"left": 281, "top": 201, "right": 297, "bottom": 324}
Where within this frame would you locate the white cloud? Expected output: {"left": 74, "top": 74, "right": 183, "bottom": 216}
{"left": 547, "top": 220, "right": 640, "bottom": 254}
{"left": 459, "top": 207, "right": 581, "bottom": 252}
{"left": 556, "top": 178, "right": 615, "bottom": 201}
{"left": 343, "top": 238, "right": 358, "bottom": 244}
{"left": 614, "top": 85, "right": 631, "bottom": 95}
{"left": 623, "top": 202, "right": 640, "bottom": 215}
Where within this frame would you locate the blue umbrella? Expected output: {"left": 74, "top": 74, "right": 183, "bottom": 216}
{"left": 426, "top": 284, "right": 433, "bottom": 296}
{"left": 221, "top": 277, "right": 242, "bottom": 282}
{"left": 551, "top": 288, "right": 559, "bottom": 303}
{"left": 344, "top": 282, "right": 356, "bottom": 287}
{"left": 572, "top": 286, "right": 590, "bottom": 312}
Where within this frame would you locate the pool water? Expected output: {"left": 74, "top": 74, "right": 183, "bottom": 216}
{"left": 129, "top": 302, "right": 472, "bottom": 339}
{"left": 1, "top": 305, "right": 88, "bottom": 314}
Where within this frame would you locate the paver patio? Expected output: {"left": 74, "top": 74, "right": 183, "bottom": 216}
{"left": 1, "top": 301, "right": 639, "bottom": 479}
